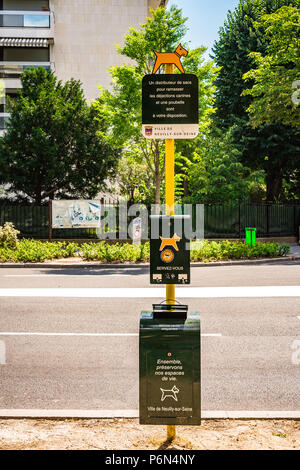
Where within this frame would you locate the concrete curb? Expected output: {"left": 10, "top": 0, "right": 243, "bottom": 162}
{"left": 0, "top": 409, "right": 299, "bottom": 420}
{"left": 0, "top": 256, "right": 299, "bottom": 269}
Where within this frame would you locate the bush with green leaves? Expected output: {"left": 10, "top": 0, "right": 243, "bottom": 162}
{"left": 81, "top": 242, "right": 150, "bottom": 263}
{"left": 0, "top": 238, "right": 290, "bottom": 263}
{"left": 0, "top": 222, "right": 20, "bottom": 249}
{"left": 190, "top": 240, "right": 290, "bottom": 262}
{"left": 0, "top": 239, "right": 79, "bottom": 263}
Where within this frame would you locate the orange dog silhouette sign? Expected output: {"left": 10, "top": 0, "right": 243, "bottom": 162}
{"left": 152, "top": 44, "right": 188, "bottom": 74}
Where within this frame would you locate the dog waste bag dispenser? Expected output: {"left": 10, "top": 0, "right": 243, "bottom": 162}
{"left": 139, "top": 304, "right": 201, "bottom": 425}
{"left": 150, "top": 215, "right": 190, "bottom": 285}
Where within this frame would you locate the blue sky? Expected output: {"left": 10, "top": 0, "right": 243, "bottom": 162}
{"left": 167, "top": 0, "right": 240, "bottom": 59}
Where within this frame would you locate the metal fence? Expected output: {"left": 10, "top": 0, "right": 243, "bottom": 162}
{"left": 0, "top": 203, "right": 299, "bottom": 240}
{"left": 204, "top": 203, "right": 300, "bottom": 238}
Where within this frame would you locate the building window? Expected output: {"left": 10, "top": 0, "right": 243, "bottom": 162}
{"left": 0, "top": 1, "right": 50, "bottom": 28}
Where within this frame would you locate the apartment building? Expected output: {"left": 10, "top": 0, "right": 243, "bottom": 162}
{"left": 0, "top": 0, "right": 166, "bottom": 131}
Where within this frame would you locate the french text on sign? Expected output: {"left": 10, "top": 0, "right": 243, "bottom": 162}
{"left": 142, "top": 74, "right": 199, "bottom": 140}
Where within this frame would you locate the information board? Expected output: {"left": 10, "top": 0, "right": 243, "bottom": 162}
{"left": 139, "top": 311, "right": 201, "bottom": 426}
{"left": 52, "top": 200, "right": 101, "bottom": 228}
{"left": 142, "top": 73, "right": 199, "bottom": 140}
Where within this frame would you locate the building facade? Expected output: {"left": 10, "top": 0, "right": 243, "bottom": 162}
{"left": 0, "top": 0, "right": 165, "bottom": 131}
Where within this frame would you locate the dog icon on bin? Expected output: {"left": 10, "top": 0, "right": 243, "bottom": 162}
{"left": 160, "top": 385, "right": 180, "bottom": 402}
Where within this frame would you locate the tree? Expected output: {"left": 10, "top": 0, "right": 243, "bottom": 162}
{"left": 281, "top": 169, "right": 300, "bottom": 200}
{"left": 212, "top": 0, "right": 300, "bottom": 202}
{"left": 184, "top": 129, "right": 264, "bottom": 204}
{"left": 94, "top": 5, "right": 218, "bottom": 205}
{"left": 0, "top": 68, "right": 119, "bottom": 204}
{"left": 242, "top": 6, "right": 300, "bottom": 128}
{"left": 115, "top": 154, "right": 155, "bottom": 205}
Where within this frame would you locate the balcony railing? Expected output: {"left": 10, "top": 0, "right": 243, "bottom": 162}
{"left": 0, "top": 62, "right": 51, "bottom": 79}
{"left": 0, "top": 11, "right": 50, "bottom": 28}
{"left": 0, "top": 112, "right": 10, "bottom": 130}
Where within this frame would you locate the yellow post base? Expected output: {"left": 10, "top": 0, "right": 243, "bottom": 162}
{"left": 166, "top": 284, "right": 175, "bottom": 305}
{"left": 167, "top": 425, "right": 176, "bottom": 441}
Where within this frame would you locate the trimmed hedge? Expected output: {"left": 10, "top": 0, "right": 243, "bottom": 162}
{"left": 0, "top": 239, "right": 290, "bottom": 263}
{"left": 190, "top": 240, "right": 290, "bottom": 262}
{"left": 0, "top": 240, "right": 79, "bottom": 263}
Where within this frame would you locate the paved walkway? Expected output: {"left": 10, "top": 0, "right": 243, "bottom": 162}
{"left": 289, "top": 243, "right": 300, "bottom": 257}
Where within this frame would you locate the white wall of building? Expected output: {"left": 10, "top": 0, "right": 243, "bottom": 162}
{"left": 0, "top": 0, "right": 162, "bottom": 104}
{"left": 51, "top": 0, "right": 161, "bottom": 102}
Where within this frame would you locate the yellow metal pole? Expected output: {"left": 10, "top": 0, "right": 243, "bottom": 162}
{"left": 165, "top": 63, "right": 176, "bottom": 442}
{"left": 165, "top": 137, "right": 175, "bottom": 308}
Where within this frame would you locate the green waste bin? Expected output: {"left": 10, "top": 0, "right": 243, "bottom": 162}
{"left": 245, "top": 227, "right": 256, "bottom": 246}
{"left": 139, "top": 304, "right": 201, "bottom": 426}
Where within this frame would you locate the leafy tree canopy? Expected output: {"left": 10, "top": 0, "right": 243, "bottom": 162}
{"left": 114, "top": 153, "right": 155, "bottom": 205}
{"left": 94, "top": 5, "right": 218, "bottom": 205}
{"left": 183, "top": 128, "right": 264, "bottom": 204}
{"left": 242, "top": 6, "right": 300, "bottom": 128}
{"left": 212, "top": 0, "right": 300, "bottom": 202}
{"left": 0, "top": 68, "right": 119, "bottom": 204}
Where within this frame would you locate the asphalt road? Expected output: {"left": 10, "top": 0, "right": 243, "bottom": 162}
{"left": 0, "top": 261, "right": 299, "bottom": 413}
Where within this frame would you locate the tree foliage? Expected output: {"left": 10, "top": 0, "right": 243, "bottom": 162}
{"left": 212, "top": 0, "right": 300, "bottom": 202}
{"left": 0, "top": 68, "right": 119, "bottom": 204}
{"left": 184, "top": 129, "right": 264, "bottom": 204}
{"left": 242, "top": 6, "right": 300, "bottom": 128}
{"left": 94, "top": 5, "right": 218, "bottom": 205}
{"left": 115, "top": 154, "right": 155, "bottom": 205}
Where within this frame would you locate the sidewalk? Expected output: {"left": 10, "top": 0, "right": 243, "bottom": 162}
{"left": 289, "top": 243, "right": 300, "bottom": 257}
{"left": 0, "top": 418, "right": 299, "bottom": 450}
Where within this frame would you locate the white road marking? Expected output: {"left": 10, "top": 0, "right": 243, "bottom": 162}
{"left": 0, "top": 332, "right": 137, "bottom": 337}
{"left": 0, "top": 286, "right": 299, "bottom": 298}
{"left": 0, "top": 409, "right": 299, "bottom": 419}
{"left": 0, "top": 332, "right": 221, "bottom": 337}
{"left": 3, "top": 274, "right": 133, "bottom": 277}
{"left": 201, "top": 334, "right": 222, "bottom": 337}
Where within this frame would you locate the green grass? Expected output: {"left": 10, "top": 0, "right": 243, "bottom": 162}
{"left": 0, "top": 239, "right": 290, "bottom": 263}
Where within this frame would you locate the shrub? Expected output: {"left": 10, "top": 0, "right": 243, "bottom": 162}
{"left": 81, "top": 241, "right": 150, "bottom": 263}
{"left": 0, "top": 240, "right": 79, "bottom": 263}
{"left": 0, "top": 238, "right": 290, "bottom": 263}
{"left": 0, "top": 222, "right": 20, "bottom": 249}
{"left": 190, "top": 240, "right": 290, "bottom": 262}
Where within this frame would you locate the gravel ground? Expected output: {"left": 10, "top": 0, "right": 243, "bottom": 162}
{"left": 0, "top": 419, "right": 299, "bottom": 450}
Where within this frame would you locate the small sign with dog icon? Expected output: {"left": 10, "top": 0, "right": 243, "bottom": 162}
{"left": 139, "top": 308, "right": 201, "bottom": 426}
{"left": 139, "top": 343, "right": 200, "bottom": 424}
{"left": 150, "top": 215, "right": 190, "bottom": 285}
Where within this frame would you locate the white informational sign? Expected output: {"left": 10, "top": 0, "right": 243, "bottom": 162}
{"left": 52, "top": 200, "right": 101, "bottom": 228}
{"left": 132, "top": 217, "right": 142, "bottom": 245}
{"left": 142, "top": 124, "right": 199, "bottom": 140}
